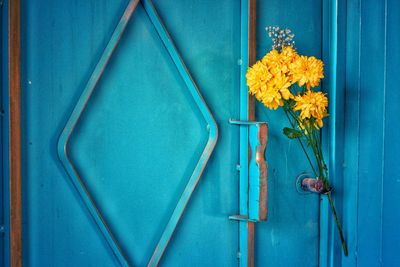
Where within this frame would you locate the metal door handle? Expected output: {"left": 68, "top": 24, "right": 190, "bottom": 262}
{"left": 249, "top": 123, "right": 268, "bottom": 221}
{"left": 229, "top": 119, "right": 268, "bottom": 222}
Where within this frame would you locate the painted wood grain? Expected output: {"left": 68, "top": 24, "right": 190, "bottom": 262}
{"left": 8, "top": 0, "right": 22, "bottom": 265}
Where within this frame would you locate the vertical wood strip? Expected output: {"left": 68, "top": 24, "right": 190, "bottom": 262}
{"left": 248, "top": 0, "right": 256, "bottom": 121}
{"left": 247, "top": 0, "right": 256, "bottom": 266}
{"left": 8, "top": 0, "right": 22, "bottom": 266}
{"left": 247, "top": 222, "right": 255, "bottom": 267}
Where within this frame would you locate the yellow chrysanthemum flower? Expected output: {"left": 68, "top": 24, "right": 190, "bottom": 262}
{"left": 280, "top": 46, "right": 298, "bottom": 60}
{"left": 262, "top": 47, "right": 298, "bottom": 76}
{"left": 280, "top": 46, "right": 299, "bottom": 75}
{"left": 261, "top": 88, "right": 283, "bottom": 110}
{"left": 269, "top": 72, "right": 293, "bottom": 100}
{"left": 290, "top": 56, "right": 324, "bottom": 89}
{"left": 261, "top": 49, "right": 280, "bottom": 73}
{"left": 293, "top": 90, "right": 328, "bottom": 128}
{"left": 246, "top": 46, "right": 304, "bottom": 110}
{"left": 280, "top": 46, "right": 299, "bottom": 83}
{"left": 246, "top": 61, "right": 273, "bottom": 101}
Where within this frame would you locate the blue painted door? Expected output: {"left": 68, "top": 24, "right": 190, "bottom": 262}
{"left": 17, "top": 0, "right": 322, "bottom": 266}
{"left": 337, "top": 0, "right": 400, "bottom": 266}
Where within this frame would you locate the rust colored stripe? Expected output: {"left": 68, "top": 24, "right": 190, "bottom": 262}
{"left": 248, "top": 0, "right": 256, "bottom": 266}
{"left": 9, "top": 0, "right": 23, "bottom": 266}
{"left": 247, "top": 222, "right": 255, "bottom": 267}
{"left": 248, "top": 0, "right": 256, "bottom": 121}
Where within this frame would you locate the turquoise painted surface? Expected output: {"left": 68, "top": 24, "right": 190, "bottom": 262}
{"left": 318, "top": 0, "right": 400, "bottom": 266}
{"left": 1, "top": 1, "right": 9, "bottom": 266}
{"left": 21, "top": 1, "right": 130, "bottom": 265}
{"left": 321, "top": 0, "right": 347, "bottom": 265}
{"left": 341, "top": 0, "right": 360, "bottom": 265}
{"left": 21, "top": 0, "right": 240, "bottom": 266}
{"left": 340, "top": 0, "right": 400, "bottom": 266}
{"left": 382, "top": 0, "right": 400, "bottom": 265}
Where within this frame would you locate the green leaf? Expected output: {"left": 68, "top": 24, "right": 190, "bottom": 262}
{"left": 283, "top": 127, "right": 303, "bottom": 139}
{"left": 286, "top": 98, "right": 296, "bottom": 107}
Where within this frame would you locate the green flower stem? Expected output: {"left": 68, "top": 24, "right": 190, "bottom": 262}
{"left": 283, "top": 108, "right": 318, "bottom": 177}
{"left": 327, "top": 191, "right": 349, "bottom": 256}
{"left": 286, "top": 109, "right": 326, "bottom": 183}
{"left": 312, "top": 129, "right": 325, "bottom": 172}
{"left": 308, "top": 132, "right": 348, "bottom": 256}
{"left": 283, "top": 106, "right": 319, "bottom": 176}
{"left": 283, "top": 100, "right": 348, "bottom": 256}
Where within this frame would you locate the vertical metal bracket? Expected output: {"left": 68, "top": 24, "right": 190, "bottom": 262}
{"left": 237, "top": 0, "right": 257, "bottom": 265}
{"left": 229, "top": 119, "right": 268, "bottom": 222}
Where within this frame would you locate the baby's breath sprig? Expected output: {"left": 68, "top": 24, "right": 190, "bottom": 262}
{"left": 266, "top": 26, "right": 295, "bottom": 51}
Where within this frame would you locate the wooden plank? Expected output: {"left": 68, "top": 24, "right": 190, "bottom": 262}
{"left": 247, "top": 0, "right": 256, "bottom": 266}
{"left": 247, "top": 222, "right": 255, "bottom": 267}
{"left": 8, "top": 0, "right": 22, "bottom": 266}
{"left": 248, "top": 0, "right": 256, "bottom": 121}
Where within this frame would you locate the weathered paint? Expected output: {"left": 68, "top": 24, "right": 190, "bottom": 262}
{"left": 228, "top": 120, "right": 268, "bottom": 222}
{"left": 249, "top": 123, "right": 268, "bottom": 221}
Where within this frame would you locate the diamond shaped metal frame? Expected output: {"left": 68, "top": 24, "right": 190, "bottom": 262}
{"left": 57, "top": 1, "right": 218, "bottom": 266}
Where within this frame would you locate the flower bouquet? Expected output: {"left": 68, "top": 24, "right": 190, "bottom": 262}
{"left": 246, "top": 26, "right": 348, "bottom": 256}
